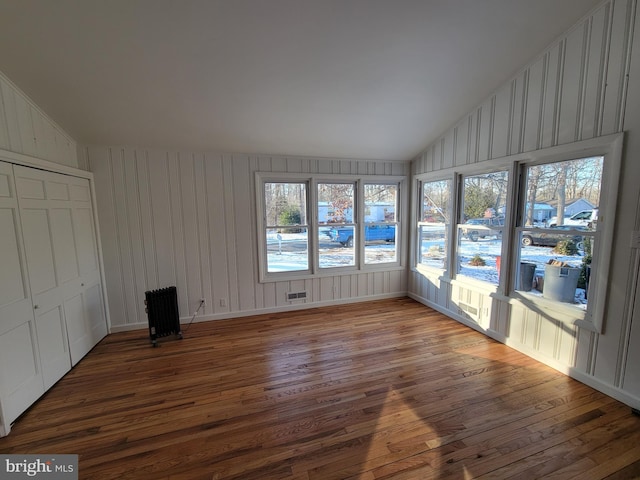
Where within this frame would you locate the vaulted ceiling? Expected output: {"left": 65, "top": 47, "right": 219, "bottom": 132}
{"left": 0, "top": 0, "right": 602, "bottom": 160}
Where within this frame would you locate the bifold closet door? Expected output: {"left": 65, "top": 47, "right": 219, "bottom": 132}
{"left": 0, "top": 161, "right": 44, "bottom": 428}
{"left": 14, "top": 165, "right": 107, "bottom": 387}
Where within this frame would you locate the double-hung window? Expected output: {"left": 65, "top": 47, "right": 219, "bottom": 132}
{"left": 418, "top": 178, "right": 452, "bottom": 271}
{"left": 263, "top": 181, "right": 310, "bottom": 274}
{"left": 258, "top": 174, "right": 404, "bottom": 282}
{"left": 364, "top": 183, "right": 399, "bottom": 265}
{"left": 456, "top": 170, "right": 510, "bottom": 286}
{"left": 414, "top": 134, "right": 622, "bottom": 332}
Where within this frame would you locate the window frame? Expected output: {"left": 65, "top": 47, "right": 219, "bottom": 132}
{"left": 257, "top": 172, "right": 406, "bottom": 283}
{"left": 415, "top": 175, "right": 456, "bottom": 276}
{"left": 412, "top": 133, "right": 623, "bottom": 333}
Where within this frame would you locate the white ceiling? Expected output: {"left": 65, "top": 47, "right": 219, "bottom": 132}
{"left": 0, "top": 0, "right": 602, "bottom": 161}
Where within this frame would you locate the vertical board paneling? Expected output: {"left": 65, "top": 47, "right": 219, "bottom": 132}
{"left": 442, "top": 130, "right": 455, "bottom": 170}
{"left": 454, "top": 118, "right": 469, "bottom": 167}
{"left": 478, "top": 99, "right": 493, "bottom": 162}
{"left": 14, "top": 95, "right": 36, "bottom": 156}
{"left": 523, "top": 57, "right": 546, "bottom": 152}
{"left": 205, "top": 154, "right": 230, "bottom": 314}
{"left": 0, "top": 74, "right": 77, "bottom": 166}
{"left": 90, "top": 146, "right": 408, "bottom": 328}
{"left": 582, "top": 6, "right": 609, "bottom": 139}
{"left": 510, "top": 72, "right": 527, "bottom": 155}
{"left": 178, "top": 152, "right": 202, "bottom": 317}
{"left": 233, "top": 156, "right": 257, "bottom": 311}
{"left": 469, "top": 109, "right": 480, "bottom": 164}
{"left": 0, "top": 82, "right": 10, "bottom": 150}
{"left": 0, "top": 79, "right": 22, "bottom": 153}
{"left": 492, "top": 84, "right": 512, "bottom": 158}
{"left": 147, "top": 150, "right": 175, "bottom": 287}
{"left": 135, "top": 151, "right": 159, "bottom": 290}
{"left": 123, "top": 149, "right": 147, "bottom": 325}
{"left": 558, "top": 22, "right": 587, "bottom": 145}
{"left": 222, "top": 155, "right": 240, "bottom": 311}
{"left": 167, "top": 153, "right": 188, "bottom": 314}
{"left": 110, "top": 149, "right": 137, "bottom": 325}
{"left": 541, "top": 46, "right": 562, "bottom": 148}
{"left": 195, "top": 154, "right": 213, "bottom": 313}
{"left": 601, "top": 0, "right": 633, "bottom": 135}
{"left": 89, "top": 147, "right": 126, "bottom": 326}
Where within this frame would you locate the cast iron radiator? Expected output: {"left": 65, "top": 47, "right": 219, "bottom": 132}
{"left": 144, "top": 286, "right": 182, "bottom": 347}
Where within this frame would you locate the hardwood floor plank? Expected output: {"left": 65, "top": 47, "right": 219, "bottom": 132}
{"left": 0, "top": 298, "right": 638, "bottom": 479}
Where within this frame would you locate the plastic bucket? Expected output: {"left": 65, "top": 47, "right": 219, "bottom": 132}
{"left": 517, "top": 262, "right": 536, "bottom": 292}
{"left": 543, "top": 264, "right": 580, "bottom": 303}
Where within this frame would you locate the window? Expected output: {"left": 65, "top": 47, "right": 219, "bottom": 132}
{"left": 263, "top": 181, "right": 309, "bottom": 273}
{"left": 318, "top": 182, "right": 355, "bottom": 268}
{"left": 418, "top": 179, "right": 451, "bottom": 270}
{"left": 456, "top": 170, "right": 509, "bottom": 286}
{"left": 412, "top": 133, "right": 622, "bottom": 332}
{"left": 258, "top": 174, "right": 405, "bottom": 281}
{"left": 364, "top": 184, "right": 398, "bottom": 265}
{"left": 515, "top": 156, "right": 603, "bottom": 310}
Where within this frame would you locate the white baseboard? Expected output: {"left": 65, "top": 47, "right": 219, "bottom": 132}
{"left": 110, "top": 292, "right": 407, "bottom": 333}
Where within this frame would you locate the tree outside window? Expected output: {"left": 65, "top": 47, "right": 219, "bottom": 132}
{"left": 418, "top": 179, "right": 451, "bottom": 270}
{"left": 456, "top": 171, "right": 509, "bottom": 285}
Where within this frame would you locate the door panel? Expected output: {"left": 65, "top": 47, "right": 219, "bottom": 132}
{"left": 0, "top": 209, "right": 25, "bottom": 306}
{"left": 74, "top": 207, "right": 98, "bottom": 275}
{"left": 65, "top": 293, "right": 89, "bottom": 366}
{"left": 20, "top": 208, "right": 57, "bottom": 295}
{"left": 86, "top": 283, "right": 107, "bottom": 345}
{"left": 50, "top": 208, "right": 80, "bottom": 284}
{"left": 0, "top": 161, "right": 44, "bottom": 431}
{"left": 36, "top": 305, "right": 69, "bottom": 390}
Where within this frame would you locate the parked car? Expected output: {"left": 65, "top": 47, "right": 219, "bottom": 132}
{"left": 329, "top": 225, "right": 395, "bottom": 247}
{"left": 521, "top": 225, "right": 586, "bottom": 248}
{"left": 548, "top": 209, "right": 597, "bottom": 227}
{"left": 460, "top": 217, "right": 504, "bottom": 242}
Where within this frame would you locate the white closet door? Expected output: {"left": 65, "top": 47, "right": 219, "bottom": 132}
{"left": 0, "top": 161, "right": 44, "bottom": 430}
{"left": 15, "top": 166, "right": 74, "bottom": 389}
{"left": 68, "top": 176, "right": 107, "bottom": 363}
{"left": 15, "top": 166, "right": 107, "bottom": 369}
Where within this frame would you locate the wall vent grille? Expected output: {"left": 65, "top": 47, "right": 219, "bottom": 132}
{"left": 287, "top": 291, "right": 307, "bottom": 301}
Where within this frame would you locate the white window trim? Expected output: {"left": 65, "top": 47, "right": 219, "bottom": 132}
{"left": 412, "top": 133, "right": 623, "bottom": 333}
{"left": 414, "top": 174, "right": 457, "bottom": 279}
{"left": 257, "top": 172, "right": 406, "bottom": 283}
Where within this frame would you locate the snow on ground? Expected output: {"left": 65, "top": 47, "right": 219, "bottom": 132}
{"left": 265, "top": 230, "right": 587, "bottom": 308}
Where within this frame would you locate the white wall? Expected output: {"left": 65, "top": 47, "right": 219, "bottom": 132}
{"left": 0, "top": 72, "right": 77, "bottom": 168}
{"left": 85, "top": 147, "right": 409, "bottom": 331}
{"left": 409, "top": 0, "right": 640, "bottom": 408}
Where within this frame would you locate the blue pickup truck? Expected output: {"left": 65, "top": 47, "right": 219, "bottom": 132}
{"left": 328, "top": 225, "right": 396, "bottom": 247}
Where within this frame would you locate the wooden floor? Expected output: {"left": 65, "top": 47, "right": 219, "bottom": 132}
{"left": 2, "top": 298, "right": 640, "bottom": 479}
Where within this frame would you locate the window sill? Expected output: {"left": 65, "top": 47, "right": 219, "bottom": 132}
{"left": 260, "top": 264, "right": 405, "bottom": 283}
{"left": 493, "top": 290, "right": 587, "bottom": 325}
